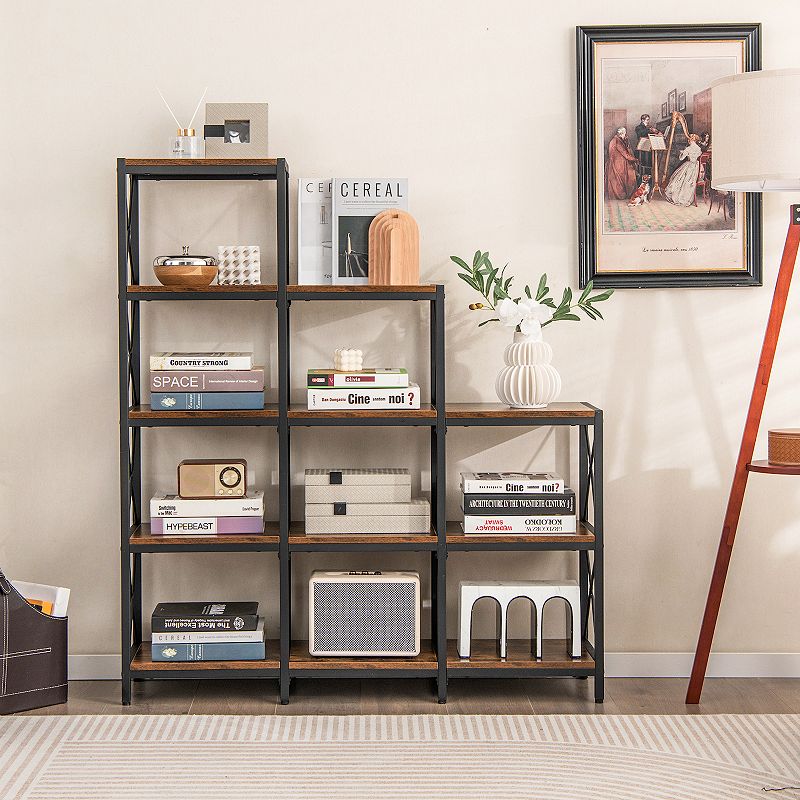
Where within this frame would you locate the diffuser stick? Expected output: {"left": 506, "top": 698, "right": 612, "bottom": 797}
{"left": 187, "top": 87, "right": 208, "bottom": 131}
{"left": 156, "top": 87, "right": 183, "bottom": 129}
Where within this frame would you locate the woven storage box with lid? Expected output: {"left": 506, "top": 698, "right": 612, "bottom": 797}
{"left": 768, "top": 428, "right": 800, "bottom": 466}
{"left": 304, "top": 468, "right": 411, "bottom": 503}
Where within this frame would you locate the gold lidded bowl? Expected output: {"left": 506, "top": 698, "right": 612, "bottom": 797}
{"left": 154, "top": 246, "right": 218, "bottom": 287}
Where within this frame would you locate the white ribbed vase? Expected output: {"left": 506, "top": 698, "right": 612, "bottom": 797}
{"left": 495, "top": 332, "right": 562, "bottom": 408}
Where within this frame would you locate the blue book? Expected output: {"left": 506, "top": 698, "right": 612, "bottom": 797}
{"left": 150, "top": 392, "right": 264, "bottom": 411}
{"left": 150, "top": 639, "right": 266, "bottom": 662}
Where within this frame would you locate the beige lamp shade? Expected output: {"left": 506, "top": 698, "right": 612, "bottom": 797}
{"left": 711, "top": 69, "right": 800, "bottom": 192}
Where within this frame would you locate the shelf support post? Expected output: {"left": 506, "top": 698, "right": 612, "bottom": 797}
{"left": 592, "top": 411, "right": 604, "bottom": 703}
{"left": 277, "top": 158, "right": 291, "bottom": 705}
{"left": 687, "top": 204, "right": 800, "bottom": 703}
{"left": 432, "top": 286, "right": 447, "bottom": 703}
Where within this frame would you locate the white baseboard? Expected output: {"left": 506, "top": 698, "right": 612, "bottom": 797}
{"left": 68, "top": 652, "right": 800, "bottom": 681}
{"left": 606, "top": 652, "right": 800, "bottom": 678}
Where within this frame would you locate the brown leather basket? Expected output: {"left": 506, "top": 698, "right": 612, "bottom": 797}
{"left": 0, "top": 568, "right": 68, "bottom": 714}
{"left": 768, "top": 429, "right": 800, "bottom": 467}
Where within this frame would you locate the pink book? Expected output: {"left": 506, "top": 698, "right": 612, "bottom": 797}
{"left": 150, "top": 517, "right": 265, "bottom": 535}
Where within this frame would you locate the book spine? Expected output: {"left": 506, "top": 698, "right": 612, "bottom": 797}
{"left": 307, "top": 372, "right": 409, "bottom": 388}
{"left": 150, "top": 517, "right": 265, "bottom": 535}
{"left": 307, "top": 385, "right": 420, "bottom": 410}
{"left": 150, "top": 496, "right": 263, "bottom": 517}
{"left": 151, "top": 615, "right": 260, "bottom": 633}
{"left": 150, "top": 640, "right": 266, "bottom": 661}
{"left": 461, "top": 479, "right": 565, "bottom": 494}
{"left": 150, "top": 392, "right": 264, "bottom": 410}
{"left": 462, "top": 491, "right": 575, "bottom": 515}
{"left": 150, "top": 356, "right": 254, "bottom": 371}
{"left": 462, "top": 515, "right": 577, "bottom": 534}
{"left": 150, "top": 369, "right": 265, "bottom": 392}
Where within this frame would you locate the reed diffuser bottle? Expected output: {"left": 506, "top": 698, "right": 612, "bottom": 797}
{"left": 158, "top": 87, "right": 207, "bottom": 159}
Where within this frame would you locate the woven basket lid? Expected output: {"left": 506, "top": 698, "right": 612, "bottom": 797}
{"left": 769, "top": 428, "right": 800, "bottom": 438}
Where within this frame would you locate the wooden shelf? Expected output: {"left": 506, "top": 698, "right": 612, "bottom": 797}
{"left": 126, "top": 284, "right": 277, "bottom": 299}
{"left": 747, "top": 460, "right": 800, "bottom": 476}
{"left": 288, "top": 405, "right": 436, "bottom": 424}
{"left": 132, "top": 641, "right": 280, "bottom": 672}
{"left": 289, "top": 639, "right": 437, "bottom": 671}
{"left": 128, "top": 405, "right": 279, "bottom": 425}
{"left": 289, "top": 284, "right": 437, "bottom": 296}
{"left": 130, "top": 523, "right": 279, "bottom": 552}
{"left": 446, "top": 520, "right": 595, "bottom": 549}
{"left": 289, "top": 521, "right": 437, "bottom": 551}
{"left": 125, "top": 158, "right": 278, "bottom": 167}
{"left": 447, "top": 639, "right": 595, "bottom": 671}
{"left": 446, "top": 402, "right": 597, "bottom": 420}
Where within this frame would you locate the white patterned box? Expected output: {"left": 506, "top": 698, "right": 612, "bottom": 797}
{"left": 217, "top": 245, "right": 261, "bottom": 285}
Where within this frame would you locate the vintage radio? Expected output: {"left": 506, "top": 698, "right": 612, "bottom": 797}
{"left": 768, "top": 429, "right": 800, "bottom": 467}
{"left": 308, "top": 570, "right": 420, "bottom": 657}
{"left": 178, "top": 459, "right": 247, "bottom": 499}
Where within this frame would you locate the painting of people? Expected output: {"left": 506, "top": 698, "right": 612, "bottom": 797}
{"left": 577, "top": 26, "right": 762, "bottom": 288}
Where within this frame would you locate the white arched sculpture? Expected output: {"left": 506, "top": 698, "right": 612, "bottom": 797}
{"left": 457, "top": 580, "right": 581, "bottom": 660}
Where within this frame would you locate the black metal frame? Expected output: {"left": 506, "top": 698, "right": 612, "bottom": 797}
{"left": 117, "top": 158, "right": 604, "bottom": 706}
{"left": 576, "top": 23, "right": 762, "bottom": 289}
{"left": 445, "top": 407, "right": 603, "bottom": 701}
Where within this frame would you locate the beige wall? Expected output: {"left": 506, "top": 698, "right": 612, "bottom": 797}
{"left": 3, "top": 1, "right": 800, "bottom": 664}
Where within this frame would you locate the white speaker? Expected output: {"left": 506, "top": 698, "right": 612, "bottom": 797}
{"left": 308, "top": 571, "right": 420, "bottom": 657}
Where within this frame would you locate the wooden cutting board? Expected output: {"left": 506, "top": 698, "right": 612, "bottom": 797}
{"left": 368, "top": 210, "right": 420, "bottom": 286}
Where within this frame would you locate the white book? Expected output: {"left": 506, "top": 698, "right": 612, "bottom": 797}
{"left": 331, "top": 178, "right": 409, "bottom": 285}
{"left": 462, "top": 515, "right": 577, "bottom": 535}
{"left": 307, "top": 384, "right": 420, "bottom": 410}
{"left": 11, "top": 580, "right": 70, "bottom": 617}
{"left": 298, "top": 178, "right": 333, "bottom": 285}
{"left": 460, "top": 472, "right": 565, "bottom": 494}
{"left": 149, "top": 352, "right": 254, "bottom": 371}
{"left": 150, "top": 491, "right": 264, "bottom": 518}
{"left": 152, "top": 618, "right": 265, "bottom": 644}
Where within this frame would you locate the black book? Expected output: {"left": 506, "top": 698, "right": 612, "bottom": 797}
{"left": 462, "top": 490, "right": 575, "bottom": 516}
{"left": 151, "top": 602, "right": 259, "bottom": 632}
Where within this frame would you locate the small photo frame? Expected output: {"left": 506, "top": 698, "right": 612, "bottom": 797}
{"left": 204, "top": 103, "right": 268, "bottom": 158}
{"left": 667, "top": 88, "right": 677, "bottom": 114}
{"left": 678, "top": 90, "right": 687, "bottom": 112}
{"left": 661, "top": 101, "right": 668, "bottom": 119}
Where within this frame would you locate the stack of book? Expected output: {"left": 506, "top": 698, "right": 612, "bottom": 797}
{"left": 460, "top": 472, "right": 577, "bottom": 535}
{"left": 149, "top": 490, "right": 265, "bottom": 536}
{"left": 306, "top": 368, "right": 420, "bottom": 410}
{"left": 305, "top": 468, "right": 430, "bottom": 534}
{"left": 150, "top": 602, "right": 265, "bottom": 662}
{"left": 149, "top": 352, "right": 265, "bottom": 411}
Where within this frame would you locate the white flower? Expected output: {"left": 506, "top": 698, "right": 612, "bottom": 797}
{"left": 497, "top": 297, "right": 553, "bottom": 340}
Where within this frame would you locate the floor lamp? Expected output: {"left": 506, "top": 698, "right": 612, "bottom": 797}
{"left": 687, "top": 69, "right": 800, "bottom": 704}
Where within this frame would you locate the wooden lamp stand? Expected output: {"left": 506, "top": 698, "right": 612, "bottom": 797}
{"left": 686, "top": 204, "right": 800, "bottom": 704}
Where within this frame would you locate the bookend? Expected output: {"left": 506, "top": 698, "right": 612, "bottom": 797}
{"left": 0, "top": 567, "right": 68, "bottom": 714}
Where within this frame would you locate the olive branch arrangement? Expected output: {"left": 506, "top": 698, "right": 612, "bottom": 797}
{"left": 451, "top": 251, "right": 613, "bottom": 335}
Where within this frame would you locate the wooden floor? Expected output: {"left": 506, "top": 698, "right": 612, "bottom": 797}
{"left": 16, "top": 678, "right": 800, "bottom": 716}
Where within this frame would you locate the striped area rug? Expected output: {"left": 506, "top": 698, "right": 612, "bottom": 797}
{"left": 2, "top": 714, "right": 800, "bottom": 799}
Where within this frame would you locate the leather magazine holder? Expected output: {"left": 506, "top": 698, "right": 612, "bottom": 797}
{"left": 0, "top": 568, "right": 68, "bottom": 714}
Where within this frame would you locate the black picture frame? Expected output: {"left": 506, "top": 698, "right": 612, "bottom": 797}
{"left": 661, "top": 102, "right": 668, "bottom": 120}
{"left": 678, "top": 90, "right": 687, "bottom": 112}
{"left": 576, "top": 24, "right": 762, "bottom": 288}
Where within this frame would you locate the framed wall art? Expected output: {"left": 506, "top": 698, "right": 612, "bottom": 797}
{"left": 204, "top": 102, "right": 269, "bottom": 158}
{"left": 576, "top": 24, "right": 762, "bottom": 288}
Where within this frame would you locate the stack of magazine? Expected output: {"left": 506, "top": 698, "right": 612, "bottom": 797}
{"left": 149, "top": 352, "right": 265, "bottom": 411}
{"left": 150, "top": 602, "right": 265, "bottom": 661}
{"left": 307, "top": 368, "right": 420, "bottom": 410}
{"left": 460, "top": 472, "right": 577, "bottom": 535}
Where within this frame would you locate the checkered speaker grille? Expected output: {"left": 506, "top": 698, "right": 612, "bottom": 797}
{"left": 312, "top": 581, "right": 417, "bottom": 654}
